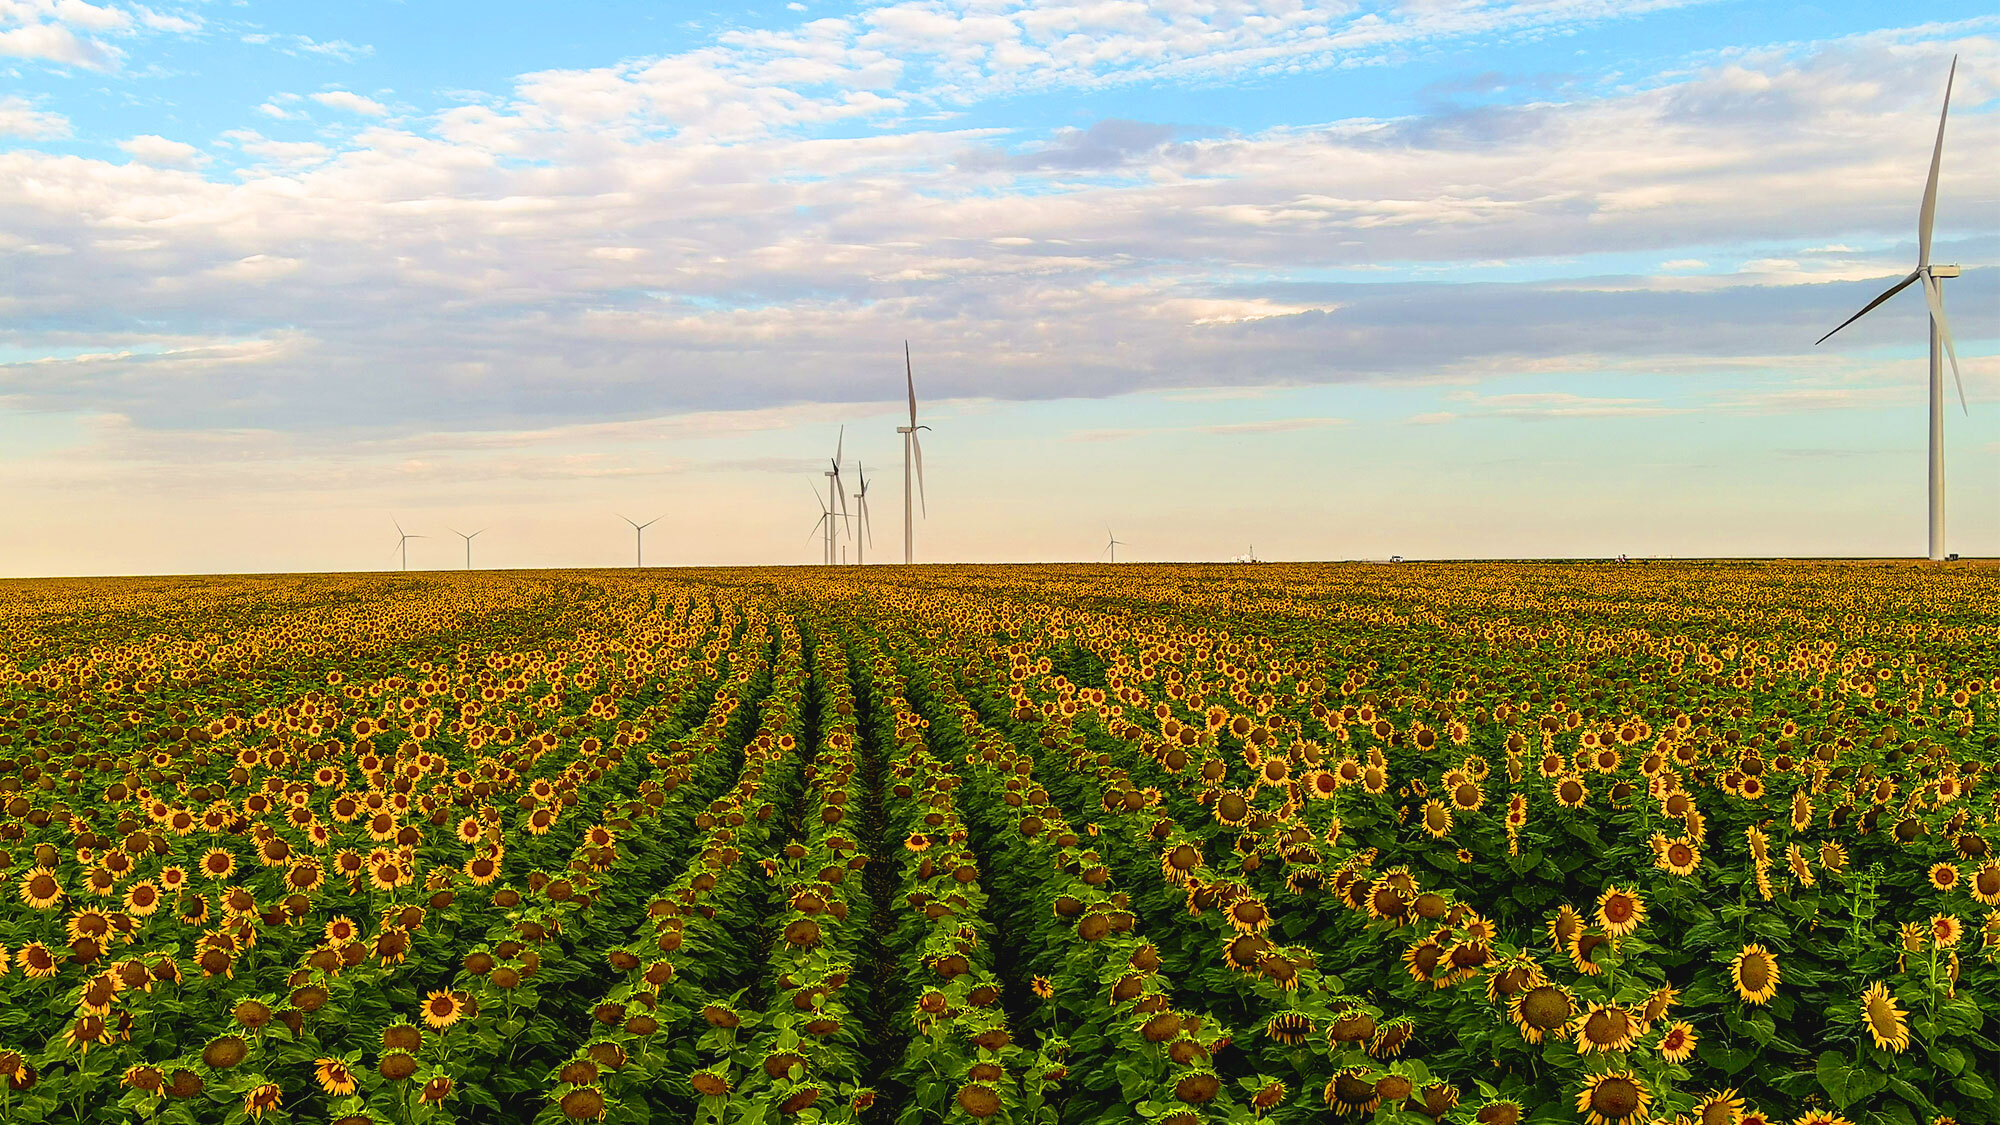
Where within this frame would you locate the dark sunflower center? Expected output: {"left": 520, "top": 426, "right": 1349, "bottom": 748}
{"left": 1521, "top": 987, "right": 1571, "bottom": 1028}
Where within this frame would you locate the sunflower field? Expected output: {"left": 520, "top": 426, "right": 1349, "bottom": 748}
{"left": 0, "top": 562, "right": 1995, "bottom": 1125}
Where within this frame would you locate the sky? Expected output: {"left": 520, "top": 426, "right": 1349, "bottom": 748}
{"left": 1, "top": 0, "right": 1996, "bottom": 574}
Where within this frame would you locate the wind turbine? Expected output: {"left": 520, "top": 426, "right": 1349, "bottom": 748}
{"left": 823, "top": 427, "right": 851, "bottom": 566}
{"left": 1816, "top": 56, "right": 1967, "bottom": 561}
{"left": 451, "top": 528, "right": 484, "bottom": 570}
{"left": 854, "top": 463, "right": 875, "bottom": 564}
{"left": 391, "top": 519, "right": 426, "bottom": 572}
{"left": 809, "top": 484, "right": 840, "bottom": 564}
{"left": 1102, "top": 529, "right": 1126, "bottom": 563}
{"left": 621, "top": 515, "right": 661, "bottom": 568}
{"left": 898, "top": 342, "right": 930, "bottom": 564}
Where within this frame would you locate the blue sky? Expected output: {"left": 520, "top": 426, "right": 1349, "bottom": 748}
{"left": 0, "top": 0, "right": 1995, "bottom": 573}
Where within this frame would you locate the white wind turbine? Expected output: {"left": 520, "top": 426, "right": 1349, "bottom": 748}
{"left": 451, "top": 528, "right": 484, "bottom": 570}
{"left": 1102, "top": 529, "right": 1126, "bottom": 563}
{"left": 391, "top": 519, "right": 425, "bottom": 572}
{"left": 1816, "top": 57, "right": 1968, "bottom": 561}
{"left": 853, "top": 463, "right": 875, "bottom": 565}
{"left": 898, "top": 342, "right": 930, "bottom": 564}
{"left": 620, "top": 515, "right": 661, "bottom": 568}
{"left": 823, "top": 427, "right": 852, "bottom": 566}
{"left": 809, "top": 483, "right": 840, "bottom": 564}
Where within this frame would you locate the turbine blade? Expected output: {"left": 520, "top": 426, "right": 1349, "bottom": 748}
{"left": 1919, "top": 56, "right": 1956, "bottom": 267}
{"left": 393, "top": 517, "right": 405, "bottom": 535}
{"left": 905, "top": 341, "right": 918, "bottom": 427}
{"left": 1816, "top": 269, "right": 1922, "bottom": 345}
{"left": 912, "top": 433, "right": 927, "bottom": 517}
{"left": 1921, "top": 273, "right": 1968, "bottom": 416}
{"left": 835, "top": 424, "right": 844, "bottom": 468}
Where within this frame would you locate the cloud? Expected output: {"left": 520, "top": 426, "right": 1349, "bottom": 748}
{"left": 311, "top": 90, "right": 389, "bottom": 116}
{"left": 0, "top": 95, "right": 68, "bottom": 138}
{"left": 0, "top": 16, "right": 1991, "bottom": 448}
{"left": 959, "top": 117, "right": 1185, "bottom": 172}
{"left": 118, "top": 133, "right": 206, "bottom": 167}
{"left": 0, "top": 20, "right": 118, "bottom": 69}
{"left": 1068, "top": 417, "right": 1348, "bottom": 441}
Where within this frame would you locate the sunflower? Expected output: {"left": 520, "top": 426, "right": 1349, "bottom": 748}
{"left": 1860, "top": 982, "right": 1909, "bottom": 1053}
{"left": 1264, "top": 1012, "right": 1313, "bottom": 1046}
{"left": 244, "top": 1083, "right": 282, "bottom": 1120}
{"left": 1818, "top": 841, "right": 1848, "bottom": 875}
{"left": 1508, "top": 984, "right": 1574, "bottom": 1044}
{"left": 1575, "top": 1071, "right": 1651, "bottom": 1125}
{"left": 1972, "top": 861, "right": 2000, "bottom": 907}
{"left": 1596, "top": 886, "right": 1646, "bottom": 937}
{"left": 20, "top": 942, "right": 58, "bottom": 979}
{"left": 1929, "top": 863, "right": 1960, "bottom": 892}
{"left": 1568, "top": 930, "right": 1612, "bottom": 976}
{"left": 19, "top": 868, "right": 63, "bottom": 910}
{"left": 1554, "top": 776, "right": 1588, "bottom": 808}
{"left": 371, "top": 857, "right": 410, "bottom": 892}
{"left": 1930, "top": 914, "right": 1962, "bottom": 949}
{"left": 1324, "top": 1069, "right": 1380, "bottom": 1116}
{"left": 1419, "top": 800, "right": 1452, "bottom": 838}
{"left": 1658, "top": 1021, "right": 1697, "bottom": 1063}
{"left": 1693, "top": 1089, "right": 1745, "bottom": 1125}
{"left": 1787, "top": 845, "right": 1814, "bottom": 888}
{"left": 1031, "top": 975, "right": 1055, "bottom": 999}
{"left": 122, "top": 881, "right": 161, "bottom": 917}
{"left": 1575, "top": 1003, "right": 1642, "bottom": 1053}
{"left": 1549, "top": 905, "right": 1584, "bottom": 951}
{"left": 1368, "top": 1017, "right": 1414, "bottom": 1059}
{"left": 199, "top": 849, "right": 236, "bottom": 881}
{"left": 1730, "top": 944, "right": 1780, "bottom": 1005}
{"left": 422, "top": 990, "right": 465, "bottom": 1029}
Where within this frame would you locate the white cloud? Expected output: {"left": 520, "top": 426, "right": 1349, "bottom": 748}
{"left": 311, "top": 90, "right": 389, "bottom": 116}
{"left": 0, "top": 20, "right": 118, "bottom": 69}
{"left": 0, "top": 95, "right": 68, "bottom": 138}
{"left": 119, "top": 133, "right": 206, "bottom": 167}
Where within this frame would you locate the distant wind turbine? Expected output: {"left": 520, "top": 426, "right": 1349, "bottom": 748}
{"left": 391, "top": 519, "right": 426, "bottom": 572}
{"left": 1102, "top": 529, "right": 1126, "bottom": 563}
{"left": 809, "top": 483, "right": 840, "bottom": 562}
{"left": 854, "top": 463, "right": 875, "bottom": 565}
{"left": 898, "top": 342, "right": 930, "bottom": 564}
{"left": 1815, "top": 56, "right": 1967, "bottom": 561}
{"left": 451, "top": 528, "right": 484, "bottom": 570}
{"left": 621, "top": 515, "right": 661, "bottom": 568}
{"left": 823, "top": 427, "right": 852, "bottom": 566}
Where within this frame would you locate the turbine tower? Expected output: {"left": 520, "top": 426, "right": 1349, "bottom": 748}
{"left": 898, "top": 342, "right": 930, "bottom": 564}
{"left": 1816, "top": 57, "right": 1967, "bottom": 561}
{"left": 854, "top": 463, "right": 875, "bottom": 565}
{"left": 451, "top": 528, "right": 484, "bottom": 570}
{"left": 391, "top": 519, "right": 425, "bottom": 572}
{"left": 621, "top": 515, "right": 661, "bottom": 568}
{"left": 1102, "top": 529, "right": 1125, "bottom": 563}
